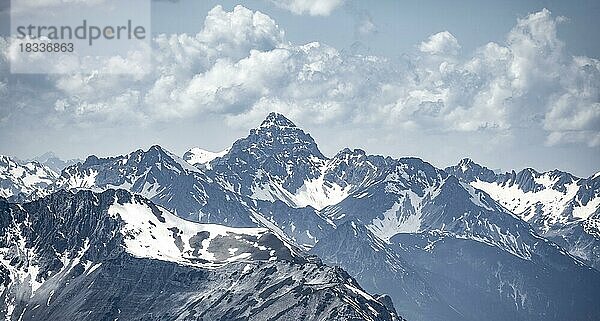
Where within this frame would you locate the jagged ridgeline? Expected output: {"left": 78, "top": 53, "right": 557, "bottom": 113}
{"left": 1, "top": 112, "right": 599, "bottom": 321}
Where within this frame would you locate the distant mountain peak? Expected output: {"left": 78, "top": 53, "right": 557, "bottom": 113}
{"left": 146, "top": 144, "right": 178, "bottom": 158}
{"left": 445, "top": 158, "right": 497, "bottom": 183}
{"left": 234, "top": 112, "right": 325, "bottom": 160}
{"left": 521, "top": 167, "right": 540, "bottom": 175}
{"left": 33, "top": 151, "right": 58, "bottom": 162}
{"left": 259, "top": 112, "right": 297, "bottom": 128}
{"left": 457, "top": 157, "right": 474, "bottom": 166}
{"left": 211, "top": 112, "right": 327, "bottom": 196}
{"left": 148, "top": 144, "right": 164, "bottom": 152}
{"left": 336, "top": 148, "right": 367, "bottom": 157}
{"left": 82, "top": 154, "right": 102, "bottom": 166}
{"left": 29, "top": 151, "right": 82, "bottom": 173}
{"left": 456, "top": 157, "right": 483, "bottom": 171}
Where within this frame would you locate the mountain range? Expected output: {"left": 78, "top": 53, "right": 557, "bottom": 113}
{"left": 1, "top": 112, "right": 599, "bottom": 321}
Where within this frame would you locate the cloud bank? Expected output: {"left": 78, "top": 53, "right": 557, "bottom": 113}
{"left": 1, "top": 6, "right": 599, "bottom": 149}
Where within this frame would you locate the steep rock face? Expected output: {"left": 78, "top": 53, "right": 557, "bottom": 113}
{"left": 0, "top": 190, "right": 401, "bottom": 321}
{"left": 321, "top": 157, "right": 447, "bottom": 239}
{"left": 322, "top": 148, "right": 392, "bottom": 192}
{"left": 311, "top": 220, "right": 462, "bottom": 321}
{"left": 212, "top": 112, "right": 327, "bottom": 200}
{"left": 447, "top": 159, "right": 600, "bottom": 268}
{"left": 210, "top": 114, "right": 381, "bottom": 213}
{"left": 0, "top": 156, "right": 58, "bottom": 203}
{"left": 313, "top": 217, "right": 600, "bottom": 321}
{"left": 389, "top": 232, "right": 600, "bottom": 321}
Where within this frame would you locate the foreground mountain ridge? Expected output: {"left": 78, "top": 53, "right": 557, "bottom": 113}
{"left": 0, "top": 189, "right": 402, "bottom": 321}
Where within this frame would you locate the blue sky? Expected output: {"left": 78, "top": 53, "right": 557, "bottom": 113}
{"left": 0, "top": 0, "right": 599, "bottom": 176}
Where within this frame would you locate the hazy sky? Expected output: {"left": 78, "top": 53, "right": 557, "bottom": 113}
{"left": 0, "top": 0, "right": 599, "bottom": 176}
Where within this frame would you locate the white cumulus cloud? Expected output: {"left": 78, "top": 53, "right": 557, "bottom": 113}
{"left": 268, "top": 0, "right": 345, "bottom": 16}
{"left": 419, "top": 31, "right": 461, "bottom": 56}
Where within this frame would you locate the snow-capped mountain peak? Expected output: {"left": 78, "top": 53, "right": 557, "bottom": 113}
{"left": 259, "top": 111, "right": 298, "bottom": 128}
{"left": 211, "top": 113, "right": 329, "bottom": 201}
{"left": 448, "top": 157, "right": 497, "bottom": 182}
{"left": 183, "top": 147, "right": 229, "bottom": 168}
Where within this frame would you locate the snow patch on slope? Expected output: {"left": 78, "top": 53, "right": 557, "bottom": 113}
{"left": 460, "top": 182, "right": 494, "bottom": 211}
{"left": 573, "top": 197, "right": 600, "bottom": 220}
{"left": 293, "top": 175, "right": 350, "bottom": 210}
{"left": 471, "top": 179, "right": 580, "bottom": 229}
{"left": 249, "top": 171, "right": 350, "bottom": 210}
{"left": 368, "top": 191, "right": 423, "bottom": 241}
{"left": 183, "top": 147, "right": 229, "bottom": 169}
{"left": 108, "top": 198, "right": 289, "bottom": 268}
